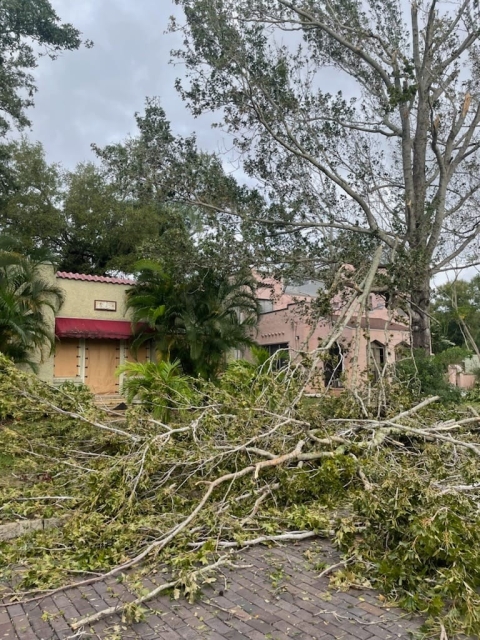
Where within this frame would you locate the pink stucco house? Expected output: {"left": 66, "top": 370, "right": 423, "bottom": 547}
{"left": 253, "top": 278, "right": 410, "bottom": 390}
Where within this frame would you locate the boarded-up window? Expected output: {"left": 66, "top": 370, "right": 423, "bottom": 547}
{"left": 125, "top": 341, "right": 150, "bottom": 364}
{"left": 85, "top": 340, "right": 120, "bottom": 395}
{"left": 54, "top": 339, "right": 80, "bottom": 379}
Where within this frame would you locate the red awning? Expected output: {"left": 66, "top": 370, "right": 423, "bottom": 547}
{"left": 55, "top": 318, "right": 134, "bottom": 340}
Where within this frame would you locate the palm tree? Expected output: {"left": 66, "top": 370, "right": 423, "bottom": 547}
{"left": 180, "top": 270, "right": 260, "bottom": 379}
{"left": 0, "top": 240, "right": 64, "bottom": 368}
{"left": 116, "top": 359, "right": 196, "bottom": 421}
{"left": 127, "top": 263, "right": 259, "bottom": 380}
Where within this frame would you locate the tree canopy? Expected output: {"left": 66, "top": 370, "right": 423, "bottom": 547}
{"left": 432, "top": 275, "right": 480, "bottom": 352}
{"left": 0, "top": 0, "right": 89, "bottom": 191}
{"left": 0, "top": 138, "right": 179, "bottom": 275}
{"left": 0, "top": 108, "right": 259, "bottom": 278}
{"left": 171, "top": 0, "right": 480, "bottom": 351}
{"left": 0, "top": 0, "right": 88, "bottom": 136}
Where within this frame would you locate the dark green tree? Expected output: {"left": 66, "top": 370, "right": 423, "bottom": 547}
{"left": 432, "top": 276, "right": 480, "bottom": 353}
{"left": 93, "top": 98, "right": 260, "bottom": 277}
{"left": 0, "top": 138, "right": 64, "bottom": 251}
{"left": 0, "top": 140, "right": 165, "bottom": 275}
{"left": 0, "top": 0, "right": 90, "bottom": 191}
{"left": 172, "top": 0, "right": 480, "bottom": 352}
{"left": 60, "top": 162, "right": 160, "bottom": 275}
{"left": 0, "top": 0, "right": 89, "bottom": 136}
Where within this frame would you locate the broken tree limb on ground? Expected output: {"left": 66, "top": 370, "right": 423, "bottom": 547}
{"left": 70, "top": 555, "right": 245, "bottom": 630}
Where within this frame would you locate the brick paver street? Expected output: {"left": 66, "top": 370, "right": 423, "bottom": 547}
{"left": 0, "top": 540, "right": 424, "bottom": 639}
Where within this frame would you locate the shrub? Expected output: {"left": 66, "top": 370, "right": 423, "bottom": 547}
{"left": 395, "top": 348, "right": 465, "bottom": 403}
{"left": 116, "top": 360, "right": 197, "bottom": 422}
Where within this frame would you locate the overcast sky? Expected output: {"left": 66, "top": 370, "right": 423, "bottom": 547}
{"left": 30, "top": 0, "right": 220, "bottom": 168}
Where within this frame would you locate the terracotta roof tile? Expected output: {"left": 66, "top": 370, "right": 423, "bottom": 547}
{"left": 56, "top": 272, "right": 136, "bottom": 285}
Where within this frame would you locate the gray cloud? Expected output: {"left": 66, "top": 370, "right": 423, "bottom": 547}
{"left": 30, "top": 0, "right": 219, "bottom": 168}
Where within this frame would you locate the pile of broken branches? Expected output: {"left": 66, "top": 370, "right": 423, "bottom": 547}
{"left": 2, "top": 353, "right": 480, "bottom": 636}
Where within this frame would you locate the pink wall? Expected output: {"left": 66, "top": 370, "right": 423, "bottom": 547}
{"left": 447, "top": 365, "right": 476, "bottom": 390}
{"left": 253, "top": 282, "right": 410, "bottom": 389}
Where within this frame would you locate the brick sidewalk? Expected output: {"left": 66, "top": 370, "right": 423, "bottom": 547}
{"left": 0, "top": 540, "right": 424, "bottom": 639}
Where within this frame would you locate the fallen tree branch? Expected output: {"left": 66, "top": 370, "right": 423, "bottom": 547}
{"left": 240, "top": 483, "right": 279, "bottom": 525}
{"left": 387, "top": 396, "right": 440, "bottom": 423}
{"left": 189, "top": 530, "right": 319, "bottom": 550}
{"left": 3, "top": 440, "right": 307, "bottom": 606}
{"left": 20, "top": 391, "right": 140, "bottom": 442}
{"left": 70, "top": 555, "right": 236, "bottom": 630}
{"left": 433, "top": 482, "right": 480, "bottom": 495}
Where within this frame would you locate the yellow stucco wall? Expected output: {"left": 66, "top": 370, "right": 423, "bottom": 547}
{"left": 57, "top": 279, "right": 133, "bottom": 320}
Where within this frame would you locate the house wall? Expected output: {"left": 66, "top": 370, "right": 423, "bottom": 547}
{"left": 447, "top": 365, "right": 477, "bottom": 390}
{"left": 255, "top": 297, "right": 410, "bottom": 389}
{"left": 58, "top": 279, "right": 132, "bottom": 321}
{"left": 34, "top": 273, "right": 145, "bottom": 394}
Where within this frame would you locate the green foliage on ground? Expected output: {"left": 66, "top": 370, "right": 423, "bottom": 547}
{"left": 1, "top": 355, "right": 480, "bottom": 636}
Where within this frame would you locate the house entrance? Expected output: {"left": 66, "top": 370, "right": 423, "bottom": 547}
{"left": 85, "top": 340, "right": 120, "bottom": 395}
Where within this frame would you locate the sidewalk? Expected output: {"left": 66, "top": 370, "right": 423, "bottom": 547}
{"left": 1, "top": 540, "right": 424, "bottom": 639}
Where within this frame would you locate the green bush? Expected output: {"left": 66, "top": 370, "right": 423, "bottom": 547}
{"left": 116, "top": 359, "right": 197, "bottom": 421}
{"left": 395, "top": 348, "right": 466, "bottom": 403}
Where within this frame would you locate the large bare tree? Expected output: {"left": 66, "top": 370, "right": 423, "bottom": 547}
{"left": 171, "top": 0, "right": 480, "bottom": 351}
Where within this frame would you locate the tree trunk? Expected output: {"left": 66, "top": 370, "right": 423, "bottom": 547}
{"left": 411, "top": 280, "right": 432, "bottom": 354}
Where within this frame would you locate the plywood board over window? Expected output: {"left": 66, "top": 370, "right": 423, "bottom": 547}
{"left": 85, "top": 340, "right": 120, "bottom": 395}
{"left": 54, "top": 339, "right": 80, "bottom": 379}
{"left": 125, "top": 341, "right": 150, "bottom": 364}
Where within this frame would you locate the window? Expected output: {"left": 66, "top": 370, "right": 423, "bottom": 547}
{"left": 370, "top": 341, "right": 385, "bottom": 382}
{"left": 266, "top": 343, "right": 289, "bottom": 369}
{"left": 324, "top": 343, "right": 344, "bottom": 388}
{"left": 258, "top": 299, "right": 274, "bottom": 314}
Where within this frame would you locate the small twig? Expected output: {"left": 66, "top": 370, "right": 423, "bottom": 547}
{"left": 240, "top": 483, "right": 279, "bottom": 525}
{"left": 317, "top": 556, "right": 354, "bottom": 579}
{"left": 357, "top": 469, "right": 374, "bottom": 492}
